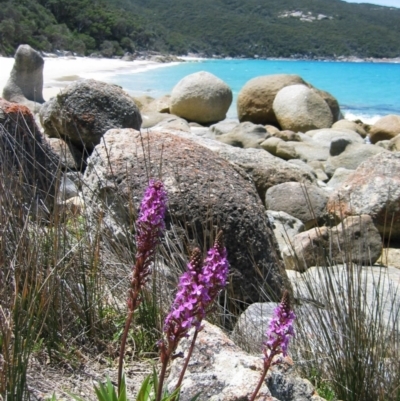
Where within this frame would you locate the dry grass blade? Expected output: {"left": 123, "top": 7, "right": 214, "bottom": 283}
{"left": 291, "top": 209, "right": 400, "bottom": 401}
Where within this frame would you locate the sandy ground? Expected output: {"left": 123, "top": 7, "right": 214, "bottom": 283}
{"left": 0, "top": 56, "right": 181, "bottom": 100}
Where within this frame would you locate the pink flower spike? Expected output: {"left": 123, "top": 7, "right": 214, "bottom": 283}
{"left": 135, "top": 179, "right": 168, "bottom": 270}
{"left": 264, "top": 290, "right": 296, "bottom": 358}
{"left": 249, "top": 290, "right": 295, "bottom": 401}
{"left": 163, "top": 248, "right": 204, "bottom": 347}
{"left": 201, "top": 231, "right": 229, "bottom": 303}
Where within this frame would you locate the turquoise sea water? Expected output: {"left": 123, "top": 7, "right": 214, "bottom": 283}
{"left": 110, "top": 59, "right": 400, "bottom": 123}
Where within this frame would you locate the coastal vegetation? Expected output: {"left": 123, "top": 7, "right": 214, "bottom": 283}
{"left": 1, "top": 0, "right": 400, "bottom": 58}
{"left": 1, "top": 47, "right": 400, "bottom": 400}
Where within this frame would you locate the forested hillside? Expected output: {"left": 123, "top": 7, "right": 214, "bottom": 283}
{"left": 1, "top": 0, "right": 400, "bottom": 58}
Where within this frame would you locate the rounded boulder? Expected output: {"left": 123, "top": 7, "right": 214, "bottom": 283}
{"left": 273, "top": 84, "right": 333, "bottom": 132}
{"left": 327, "top": 151, "right": 400, "bottom": 240}
{"left": 265, "top": 182, "right": 329, "bottom": 229}
{"left": 369, "top": 114, "right": 400, "bottom": 144}
{"left": 2, "top": 44, "right": 45, "bottom": 111}
{"left": 39, "top": 79, "right": 142, "bottom": 151}
{"left": 83, "top": 129, "right": 289, "bottom": 305}
{"left": 237, "top": 74, "right": 306, "bottom": 125}
{"left": 169, "top": 71, "right": 232, "bottom": 124}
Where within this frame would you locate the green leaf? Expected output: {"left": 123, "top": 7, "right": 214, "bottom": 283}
{"left": 68, "top": 393, "right": 88, "bottom": 401}
{"left": 118, "top": 373, "right": 128, "bottom": 401}
{"left": 136, "top": 375, "right": 152, "bottom": 401}
{"left": 188, "top": 392, "right": 202, "bottom": 401}
{"left": 92, "top": 376, "right": 120, "bottom": 401}
{"left": 162, "top": 387, "right": 181, "bottom": 401}
{"left": 152, "top": 366, "right": 159, "bottom": 397}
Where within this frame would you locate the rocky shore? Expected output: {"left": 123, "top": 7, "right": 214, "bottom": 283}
{"left": 0, "top": 51, "right": 187, "bottom": 102}
{"left": 1, "top": 44, "right": 400, "bottom": 401}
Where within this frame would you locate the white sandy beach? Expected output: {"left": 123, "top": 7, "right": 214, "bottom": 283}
{"left": 0, "top": 56, "right": 182, "bottom": 100}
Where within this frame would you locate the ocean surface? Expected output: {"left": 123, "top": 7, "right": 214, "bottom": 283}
{"left": 110, "top": 59, "right": 400, "bottom": 124}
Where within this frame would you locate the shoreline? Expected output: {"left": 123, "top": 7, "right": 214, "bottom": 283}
{"left": 1, "top": 54, "right": 398, "bottom": 125}
{"left": 0, "top": 56, "right": 185, "bottom": 101}
{"left": 2, "top": 53, "right": 400, "bottom": 102}
{"left": 190, "top": 54, "right": 400, "bottom": 64}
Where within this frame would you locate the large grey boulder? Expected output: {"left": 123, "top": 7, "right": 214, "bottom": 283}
{"left": 272, "top": 85, "right": 333, "bottom": 132}
{"left": 290, "top": 263, "right": 400, "bottom": 392}
{"left": 209, "top": 120, "right": 240, "bottom": 136}
{"left": 291, "top": 265, "right": 400, "bottom": 327}
{"left": 332, "top": 119, "right": 367, "bottom": 137}
{"left": 150, "top": 127, "right": 317, "bottom": 205}
{"left": 282, "top": 215, "right": 382, "bottom": 271}
{"left": 44, "top": 137, "right": 83, "bottom": 171}
{"left": 215, "top": 121, "right": 270, "bottom": 148}
{"left": 141, "top": 94, "right": 171, "bottom": 113}
{"left": 326, "top": 167, "right": 355, "bottom": 190}
{"left": 39, "top": 79, "right": 142, "bottom": 152}
{"left": 2, "top": 44, "right": 45, "bottom": 112}
{"left": 0, "top": 99, "right": 60, "bottom": 211}
{"left": 237, "top": 74, "right": 306, "bottom": 125}
{"left": 327, "top": 151, "right": 400, "bottom": 240}
{"left": 274, "top": 140, "right": 330, "bottom": 163}
{"left": 169, "top": 71, "right": 232, "bottom": 124}
{"left": 369, "top": 115, "right": 400, "bottom": 144}
{"left": 314, "top": 88, "right": 342, "bottom": 123}
{"left": 231, "top": 302, "right": 278, "bottom": 353}
{"left": 83, "top": 128, "right": 289, "bottom": 304}
{"left": 282, "top": 227, "right": 330, "bottom": 271}
{"left": 306, "top": 128, "right": 364, "bottom": 146}
{"left": 265, "top": 182, "right": 329, "bottom": 229}
{"left": 324, "top": 142, "right": 386, "bottom": 177}
{"left": 141, "top": 111, "right": 175, "bottom": 128}
{"left": 167, "top": 321, "right": 326, "bottom": 401}
{"left": 329, "top": 215, "right": 383, "bottom": 264}
{"left": 387, "top": 133, "right": 400, "bottom": 151}
{"left": 266, "top": 210, "right": 305, "bottom": 255}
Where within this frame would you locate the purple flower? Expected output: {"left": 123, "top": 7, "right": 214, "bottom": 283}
{"left": 127, "top": 180, "right": 167, "bottom": 310}
{"left": 157, "top": 232, "right": 230, "bottom": 399}
{"left": 200, "top": 231, "right": 229, "bottom": 304}
{"left": 119, "top": 180, "right": 167, "bottom": 392}
{"left": 135, "top": 179, "right": 168, "bottom": 272}
{"left": 250, "top": 291, "right": 295, "bottom": 401}
{"left": 163, "top": 248, "right": 204, "bottom": 345}
{"left": 162, "top": 231, "right": 230, "bottom": 351}
{"left": 264, "top": 290, "right": 295, "bottom": 358}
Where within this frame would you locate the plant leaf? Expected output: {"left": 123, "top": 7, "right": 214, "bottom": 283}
{"left": 136, "top": 375, "right": 152, "bottom": 401}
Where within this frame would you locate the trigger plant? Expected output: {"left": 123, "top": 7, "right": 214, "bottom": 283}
{"left": 156, "top": 231, "right": 229, "bottom": 401}
{"left": 249, "top": 290, "right": 296, "bottom": 401}
{"left": 117, "top": 179, "right": 168, "bottom": 394}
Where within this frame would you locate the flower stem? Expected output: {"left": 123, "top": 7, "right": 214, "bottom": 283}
{"left": 117, "top": 309, "right": 134, "bottom": 393}
{"left": 117, "top": 180, "right": 167, "bottom": 395}
{"left": 248, "top": 354, "right": 273, "bottom": 401}
{"left": 156, "top": 354, "right": 170, "bottom": 401}
{"left": 173, "top": 329, "right": 199, "bottom": 397}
